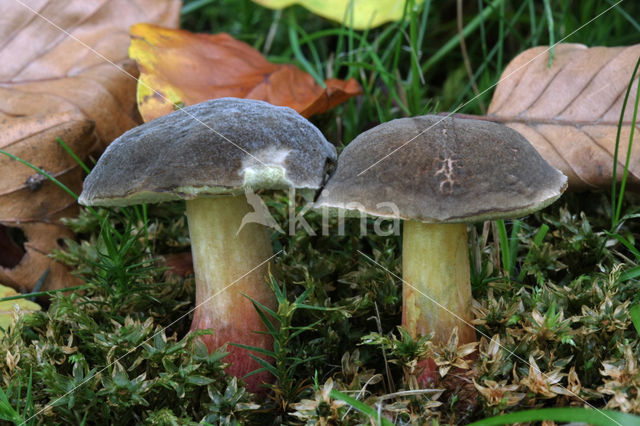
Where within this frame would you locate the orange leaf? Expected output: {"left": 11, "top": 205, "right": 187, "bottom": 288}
{"left": 129, "top": 24, "right": 362, "bottom": 122}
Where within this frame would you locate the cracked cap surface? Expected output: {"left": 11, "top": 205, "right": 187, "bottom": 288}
{"left": 315, "top": 115, "right": 567, "bottom": 223}
{"left": 79, "top": 98, "right": 337, "bottom": 206}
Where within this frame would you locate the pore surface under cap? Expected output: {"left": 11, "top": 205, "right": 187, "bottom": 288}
{"left": 315, "top": 115, "right": 567, "bottom": 223}
{"left": 79, "top": 98, "right": 336, "bottom": 206}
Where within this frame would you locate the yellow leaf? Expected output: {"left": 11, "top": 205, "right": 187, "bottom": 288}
{"left": 0, "top": 284, "right": 41, "bottom": 336}
{"left": 253, "top": 0, "right": 424, "bottom": 29}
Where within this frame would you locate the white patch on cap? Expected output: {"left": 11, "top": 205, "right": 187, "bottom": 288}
{"left": 241, "top": 147, "right": 293, "bottom": 189}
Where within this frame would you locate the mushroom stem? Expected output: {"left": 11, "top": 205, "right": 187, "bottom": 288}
{"left": 186, "top": 195, "right": 276, "bottom": 392}
{"left": 402, "top": 221, "right": 476, "bottom": 347}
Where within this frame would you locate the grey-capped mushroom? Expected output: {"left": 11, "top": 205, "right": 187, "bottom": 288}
{"left": 79, "top": 98, "right": 336, "bottom": 391}
{"left": 315, "top": 114, "right": 567, "bottom": 383}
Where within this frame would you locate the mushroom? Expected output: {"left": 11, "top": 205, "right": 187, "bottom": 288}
{"left": 315, "top": 115, "right": 567, "bottom": 383}
{"left": 79, "top": 98, "right": 336, "bottom": 391}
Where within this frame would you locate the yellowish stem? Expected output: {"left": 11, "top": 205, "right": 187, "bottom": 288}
{"left": 402, "top": 221, "right": 475, "bottom": 345}
{"left": 186, "top": 195, "right": 276, "bottom": 391}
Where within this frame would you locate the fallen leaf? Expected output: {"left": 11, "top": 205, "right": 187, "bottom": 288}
{"left": 487, "top": 44, "right": 640, "bottom": 191}
{"left": 252, "top": 0, "right": 423, "bottom": 29}
{"left": 0, "top": 0, "right": 181, "bottom": 292}
{"left": 0, "top": 284, "right": 41, "bottom": 336}
{"left": 129, "top": 24, "right": 362, "bottom": 122}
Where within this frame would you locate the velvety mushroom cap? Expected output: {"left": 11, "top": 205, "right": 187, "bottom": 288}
{"left": 79, "top": 98, "right": 336, "bottom": 206}
{"left": 315, "top": 115, "right": 567, "bottom": 222}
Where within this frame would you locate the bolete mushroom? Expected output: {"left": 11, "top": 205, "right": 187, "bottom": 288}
{"left": 79, "top": 98, "right": 336, "bottom": 391}
{"left": 315, "top": 115, "right": 567, "bottom": 383}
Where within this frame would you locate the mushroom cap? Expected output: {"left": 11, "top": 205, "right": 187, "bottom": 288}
{"left": 79, "top": 98, "right": 337, "bottom": 206}
{"left": 315, "top": 115, "right": 567, "bottom": 223}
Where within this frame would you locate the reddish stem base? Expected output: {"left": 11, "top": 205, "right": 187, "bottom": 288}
{"left": 186, "top": 196, "right": 277, "bottom": 394}
{"left": 193, "top": 318, "right": 272, "bottom": 393}
{"left": 416, "top": 358, "right": 438, "bottom": 388}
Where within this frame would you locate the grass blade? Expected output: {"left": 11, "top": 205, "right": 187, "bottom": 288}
{"left": 611, "top": 54, "right": 640, "bottom": 230}
{"left": 287, "top": 11, "right": 325, "bottom": 87}
{"left": 329, "top": 389, "right": 394, "bottom": 426}
{"left": 606, "top": 231, "right": 640, "bottom": 260}
{"left": 620, "top": 265, "right": 640, "bottom": 282}
{"left": 0, "top": 150, "right": 78, "bottom": 201}
{"left": 0, "top": 284, "right": 91, "bottom": 303}
{"left": 542, "top": 0, "right": 555, "bottom": 67}
{"left": 181, "top": 0, "right": 216, "bottom": 15}
{"left": 56, "top": 137, "right": 91, "bottom": 174}
{"left": 495, "top": 220, "right": 513, "bottom": 278}
{"left": 468, "top": 407, "right": 640, "bottom": 426}
{"left": 421, "top": 0, "right": 504, "bottom": 73}
{"left": 0, "top": 149, "right": 100, "bottom": 221}
{"left": 630, "top": 303, "right": 640, "bottom": 335}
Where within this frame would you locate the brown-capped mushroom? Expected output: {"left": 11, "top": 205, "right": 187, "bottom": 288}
{"left": 315, "top": 114, "right": 567, "bottom": 384}
{"left": 79, "top": 97, "right": 336, "bottom": 391}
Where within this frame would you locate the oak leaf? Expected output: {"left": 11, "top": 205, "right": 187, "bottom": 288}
{"left": 0, "top": 0, "right": 181, "bottom": 292}
{"left": 129, "top": 24, "right": 362, "bottom": 123}
{"left": 252, "top": 0, "right": 424, "bottom": 30}
{"left": 487, "top": 44, "right": 640, "bottom": 191}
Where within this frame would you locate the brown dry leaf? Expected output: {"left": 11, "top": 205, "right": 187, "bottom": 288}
{"left": 0, "top": 0, "right": 181, "bottom": 292}
{"left": 488, "top": 44, "right": 640, "bottom": 191}
{"left": 520, "top": 355, "right": 571, "bottom": 398}
{"left": 129, "top": 24, "right": 362, "bottom": 122}
{"left": 473, "top": 378, "right": 525, "bottom": 408}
